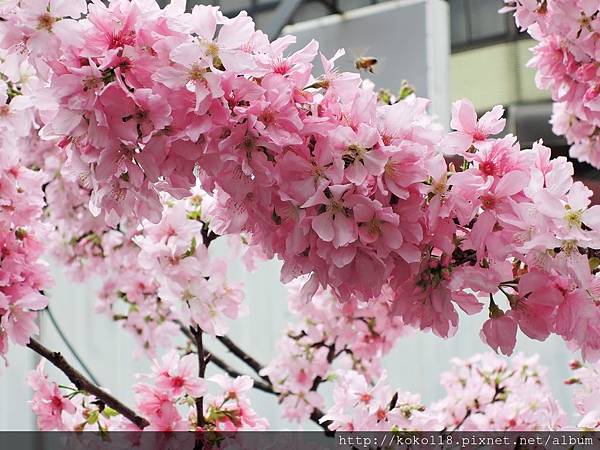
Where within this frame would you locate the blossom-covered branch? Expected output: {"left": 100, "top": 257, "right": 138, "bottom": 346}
{"left": 503, "top": 1, "right": 600, "bottom": 167}
{"left": 27, "top": 337, "right": 150, "bottom": 429}
{"left": 3, "top": 0, "right": 600, "bottom": 363}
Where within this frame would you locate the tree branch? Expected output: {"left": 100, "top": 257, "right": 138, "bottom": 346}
{"left": 209, "top": 352, "right": 275, "bottom": 394}
{"left": 180, "top": 323, "right": 275, "bottom": 394}
{"left": 191, "top": 226, "right": 332, "bottom": 433}
{"left": 311, "top": 409, "right": 334, "bottom": 436}
{"left": 180, "top": 325, "right": 332, "bottom": 432}
{"left": 190, "top": 327, "right": 207, "bottom": 428}
{"left": 216, "top": 335, "right": 270, "bottom": 383}
{"left": 27, "top": 338, "right": 149, "bottom": 429}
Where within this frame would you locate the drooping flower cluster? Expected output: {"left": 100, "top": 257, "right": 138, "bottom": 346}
{"left": 261, "top": 283, "right": 410, "bottom": 422}
{"left": 432, "top": 353, "right": 566, "bottom": 431}
{"left": 503, "top": 1, "right": 600, "bottom": 167}
{"left": 0, "top": 80, "right": 50, "bottom": 362}
{"left": 433, "top": 99, "right": 600, "bottom": 361}
{"left": 0, "top": 0, "right": 442, "bottom": 305}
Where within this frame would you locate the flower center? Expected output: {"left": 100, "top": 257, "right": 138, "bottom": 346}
{"left": 480, "top": 160, "right": 497, "bottom": 176}
{"left": 37, "top": 13, "right": 55, "bottom": 31}
{"left": 473, "top": 130, "right": 486, "bottom": 141}
{"left": 189, "top": 64, "right": 207, "bottom": 82}
{"left": 481, "top": 193, "right": 497, "bottom": 210}
{"left": 367, "top": 219, "right": 381, "bottom": 236}
{"left": 564, "top": 208, "right": 582, "bottom": 228}
{"left": 172, "top": 376, "right": 185, "bottom": 388}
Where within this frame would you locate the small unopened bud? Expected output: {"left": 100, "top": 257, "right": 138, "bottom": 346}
{"left": 569, "top": 360, "right": 583, "bottom": 370}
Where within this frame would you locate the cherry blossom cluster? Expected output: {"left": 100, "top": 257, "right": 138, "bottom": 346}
{"left": 322, "top": 369, "right": 437, "bottom": 432}
{"left": 431, "top": 353, "right": 566, "bottom": 431}
{"left": 433, "top": 99, "right": 600, "bottom": 361}
{"left": 28, "top": 352, "right": 268, "bottom": 432}
{"left": 0, "top": 0, "right": 442, "bottom": 304}
{"left": 83, "top": 188, "right": 247, "bottom": 354}
{"left": 261, "top": 283, "right": 410, "bottom": 422}
{"left": 503, "top": 1, "right": 600, "bottom": 167}
{"left": 566, "top": 359, "right": 600, "bottom": 430}
{"left": 135, "top": 190, "right": 247, "bottom": 337}
{"left": 28, "top": 361, "right": 122, "bottom": 431}
{"left": 322, "top": 352, "right": 566, "bottom": 432}
{"left": 0, "top": 83, "right": 50, "bottom": 363}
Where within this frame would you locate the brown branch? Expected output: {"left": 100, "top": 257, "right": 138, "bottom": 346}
{"left": 216, "top": 335, "right": 270, "bottom": 383}
{"left": 27, "top": 338, "right": 149, "bottom": 429}
{"left": 186, "top": 225, "right": 332, "bottom": 434}
{"left": 180, "top": 324, "right": 275, "bottom": 394}
{"left": 311, "top": 408, "right": 334, "bottom": 435}
{"left": 180, "top": 325, "right": 332, "bottom": 433}
{"left": 209, "top": 352, "right": 275, "bottom": 394}
{"left": 200, "top": 223, "right": 219, "bottom": 247}
{"left": 190, "top": 327, "right": 207, "bottom": 428}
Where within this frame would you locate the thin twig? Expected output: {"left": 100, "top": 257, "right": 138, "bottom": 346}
{"left": 180, "top": 324, "right": 275, "bottom": 394}
{"left": 45, "top": 306, "right": 101, "bottom": 386}
{"left": 27, "top": 338, "right": 149, "bottom": 429}
{"left": 208, "top": 352, "right": 275, "bottom": 394}
{"left": 216, "top": 335, "right": 270, "bottom": 383}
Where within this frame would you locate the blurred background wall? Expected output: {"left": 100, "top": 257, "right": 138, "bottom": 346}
{"left": 1, "top": 0, "right": 587, "bottom": 430}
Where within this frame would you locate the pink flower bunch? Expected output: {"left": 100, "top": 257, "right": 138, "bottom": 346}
{"left": 27, "top": 361, "right": 78, "bottom": 431}
{"left": 261, "top": 284, "right": 410, "bottom": 422}
{"left": 567, "top": 359, "right": 600, "bottom": 429}
{"left": 0, "top": 48, "right": 51, "bottom": 360}
{"left": 133, "top": 350, "right": 267, "bottom": 431}
{"left": 503, "top": 1, "right": 600, "bottom": 167}
{"left": 28, "top": 143, "right": 182, "bottom": 355}
{"left": 28, "top": 361, "right": 123, "bottom": 431}
{"left": 428, "top": 99, "right": 600, "bottom": 360}
{"left": 204, "top": 374, "right": 269, "bottom": 431}
{"left": 134, "top": 350, "right": 205, "bottom": 431}
{"left": 0, "top": 0, "right": 443, "bottom": 306}
{"left": 322, "top": 352, "right": 566, "bottom": 432}
{"left": 322, "top": 370, "right": 439, "bottom": 431}
{"left": 135, "top": 190, "right": 247, "bottom": 336}
{"left": 432, "top": 353, "right": 566, "bottom": 431}
{"left": 95, "top": 236, "right": 180, "bottom": 356}
{"left": 0, "top": 137, "right": 50, "bottom": 362}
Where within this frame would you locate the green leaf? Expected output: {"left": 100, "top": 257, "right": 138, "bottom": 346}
{"left": 86, "top": 410, "right": 99, "bottom": 425}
